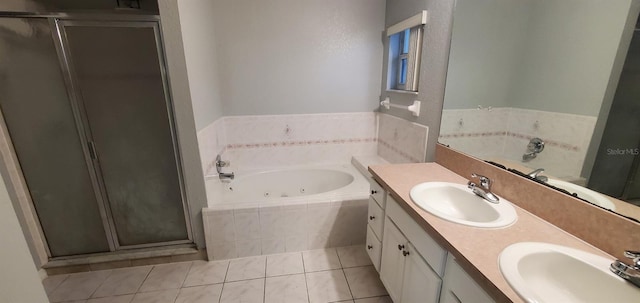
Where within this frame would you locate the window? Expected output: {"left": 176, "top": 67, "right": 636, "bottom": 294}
{"left": 387, "top": 11, "right": 427, "bottom": 92}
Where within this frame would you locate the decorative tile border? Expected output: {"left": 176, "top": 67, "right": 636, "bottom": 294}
{"left": 439, "top": 131, "right": 507, "bottom": 139}
{"left": 377, "top": 139, "right": 422, "bottom": 163}
{"left": 225, "top": 138, "right": 377, "bottom": 150}
{"left": 376, "top": 113, "right": 429, "bottom": 164}
{"left": 439, "top": 131, "right": 580, "bottom": 152}
{"left": 198, "top": 112, "right": 378, "bottom": 174}
{"left": 506, "top": 132, "right": 579, "bottom": 152}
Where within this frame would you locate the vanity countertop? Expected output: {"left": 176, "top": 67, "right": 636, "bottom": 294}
{"left": 369, "top": 162, "right": 614, "bottom": 303}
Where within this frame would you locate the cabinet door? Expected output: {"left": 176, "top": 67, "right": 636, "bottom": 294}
{"left": 379, "top": 217, "right": 407, "bottom": 302}
{"left": 366, "top": 225, "right": 382, "bottom": 272}
{"left": 441, "top": 255, "right": 495, "bottom": 303}
{"left": 400, "top": 243, "right": 442, "bottom": 303}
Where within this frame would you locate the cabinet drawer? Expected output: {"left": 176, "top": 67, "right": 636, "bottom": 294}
{"left": 369, "top": 177, "right": 385, "bottom": 207}
{"left": 367, "top": 197, "right": 384, "bottom": 238}
{"left": 386, "top": 195, "right": 447, "bottom": 277}
{"left": 366, "top": 225, "right": 382, "bottom": 272}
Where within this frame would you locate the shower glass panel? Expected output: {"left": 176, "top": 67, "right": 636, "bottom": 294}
{"left": 0, "top": 17, "right": 110, "bottom": 256}
{"left": 61, "top": 22, "right": 189, "bottom": 247}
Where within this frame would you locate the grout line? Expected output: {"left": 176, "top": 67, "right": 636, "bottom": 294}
{"left": 301, "top": 251, "right": 313, "bottom": 303}
{"left": 133, "top": 265, "right": 154, "bottom": 294}
{"left": 177, "top": 261, "right": 195, "bottom": 289}
{"left": 303, "top": 266, "right": 311, "bottom": 303}
{"left": 86, "top": 269, "right": 114, "bottom": 300}
{"left": 341, "top": 268, "right": 355, "bottom": 301}
{"left": 222, "top": 259, "right": 231, "bottom": 283}
{"left": 263, "top": 254, "right": 268, "bottom": 302}
{"left": 301, "top": 251, "right": 307, "bottom": 273}
{"left": 45, "top": 274, "right": 71, "bottom": 297}
{"left": 218, "top": 259, "right": 231, "bottom": 303}
{"left": 335, "top": 247, "right": 345, "bottom": 268}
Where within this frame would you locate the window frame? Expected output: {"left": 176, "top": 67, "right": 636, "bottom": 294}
{"left": 386, "top": 11, "right": 427, "bottom": 93}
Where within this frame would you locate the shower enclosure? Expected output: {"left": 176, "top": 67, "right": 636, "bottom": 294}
{"left": 589, "top": 26, "right": 640, "bottom": 202}
{"left": 0, "top": 14, "right": 192, "bottom": 258}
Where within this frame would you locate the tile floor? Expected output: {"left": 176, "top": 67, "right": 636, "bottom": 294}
{"left": 43, "top": 245, "right": 391, "bottom": 303}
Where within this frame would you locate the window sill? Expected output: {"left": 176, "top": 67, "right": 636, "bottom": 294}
{"left": 386, "top": 89, "right": 419, "bottom": 95}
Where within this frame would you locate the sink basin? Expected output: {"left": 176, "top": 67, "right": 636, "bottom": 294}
{"left": 409, "top": 182, "right": 517, "bottom": 228}
{"left": 500, "top": 242, "right": 640, "bottom": 303}
{"left": 546, "top": 179, "right": 616, "bottom": 211}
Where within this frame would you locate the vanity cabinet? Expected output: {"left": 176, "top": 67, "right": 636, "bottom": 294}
{"left": 440, "top": 255, "right": 494, "bottom": 303}
{"left": 379, "top": 195, "right": 447, "bottom": 303}
{"left": 366, "top": 179, "right": 496, "bottom": 303}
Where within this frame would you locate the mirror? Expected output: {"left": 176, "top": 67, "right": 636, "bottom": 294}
{"left": 439, "top": 0, "right": 640, "bottom": 221}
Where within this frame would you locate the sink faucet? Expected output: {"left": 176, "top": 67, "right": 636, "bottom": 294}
{"left": 468, "top": 173, "right": 500, "bottom": 203}
{"left": 527, "top": 168, "right": 548, "bottom": 182}
{"left": 610, "top": 250, "right": 640, "bottom": 288}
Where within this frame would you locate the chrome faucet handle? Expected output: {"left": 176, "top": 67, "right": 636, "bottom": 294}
{"left": 624, "top": 251, "right": 640, "bottom": 268}
{"left": 527, "top": 168, "right": 544, "bottom": 177}
{"left": 471, "top": 173, "right": 492, "bottom": 190}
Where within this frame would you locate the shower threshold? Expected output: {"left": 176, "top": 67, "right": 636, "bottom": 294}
{"left": 42, "top": 243, "right": 204, "bottom": 275}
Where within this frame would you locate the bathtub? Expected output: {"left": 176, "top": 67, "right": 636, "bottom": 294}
{"left": 202, "top": 163, "right": 370, "bottom": 260}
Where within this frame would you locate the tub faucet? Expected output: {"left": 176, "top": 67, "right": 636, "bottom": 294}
{"left": 527, "top": 168, "right": 548, "bottom": 182}
{"left": 522, "top": 138, "right": 545, "bottom": 162}
{"left": 468, "top": 173, "right": 500, "bottom": 203}
{"left": 216, "top": 154, "right": 234, "bottom": 180}
{"left": 610, "top": 250, "right": 640, "bottom": 288}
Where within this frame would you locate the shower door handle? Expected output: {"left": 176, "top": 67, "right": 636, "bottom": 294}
{"left": 87, "top": 141, "right": 97, "bottom": 160}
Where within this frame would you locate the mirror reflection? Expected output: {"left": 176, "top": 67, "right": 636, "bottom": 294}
{"left": 439, "top": 0, "right": 640, "bottom": 220}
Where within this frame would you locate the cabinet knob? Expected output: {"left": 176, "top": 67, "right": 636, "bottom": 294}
{"left": 371, "top": 190, "right": 378, "bottom": 195}
{"left": 398, "top": 244, "right": 405, "bottom": 251}
{"left": 369, "top": 215, "right": 375, "bottom": 220}
{"left": 403, "top": 250, "right": 410, "bottom": 257}
{"left": 367, "top": 245, "right": 373, "bottom": 250}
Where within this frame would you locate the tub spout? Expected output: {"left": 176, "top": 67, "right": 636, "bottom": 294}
{"left": 216, "top": 154, "right": 234, "bottom": 181}
{"left": 219, "top": 172, "right": 234, "bottom": 180}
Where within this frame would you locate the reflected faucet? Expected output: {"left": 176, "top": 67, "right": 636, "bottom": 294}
{"left": 527, "top": 168, "right": 548, "bottom": 182}
{"left": 522, "top": 138, "right": 545, "bottom": 162}
{"left": 468, "top": 173, "right": 500, "bottom": 203}
{"left": 610, "top": 250, "right": 640, "bottom": 288}
{"left": 216, "top": 154, "right": 234, "bottom": 180}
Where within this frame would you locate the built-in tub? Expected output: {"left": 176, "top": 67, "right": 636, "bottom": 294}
{"left": 202, "top": 163, "right": 370, "bottom": 260}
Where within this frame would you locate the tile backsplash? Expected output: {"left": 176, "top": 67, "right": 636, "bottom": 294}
{"left": 439, "top": 107, "right": 597, "bottom": 179}
{"left": 197, "top": 112, "right": 429, "bottom": 174}
{"left": 377, "top": 113, "right": 429, "bottom": 163}
{"left": 197, "top": 112, "right": 379, "bottom": 173}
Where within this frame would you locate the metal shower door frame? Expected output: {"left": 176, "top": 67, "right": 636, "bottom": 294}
{"left": 52, "top": 17, "right": 193, "bottom": 251}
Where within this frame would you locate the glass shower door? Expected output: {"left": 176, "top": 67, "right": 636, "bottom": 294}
{"left": 0, "top": 17, "right": 111, "bottom": 256}
{"left": 59, "top": 21, "right": 190, "bottom": 248}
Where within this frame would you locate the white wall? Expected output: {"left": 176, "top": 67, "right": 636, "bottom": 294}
{"left": 443, "top": 0, "right": 532, "bottom": 109}
{"left": 208, "top": 0, "right": 386, "bottom": 116}
{"left": 0, "top": 173, "right": 48, "bottom": 302}
{"left": 158, "top": 0, "right": 209, "bottom": 249}
{"left": 380, "top": 0, "right": 457, "bottom": 161}
{"left": 177, "top": 0, "right": 224, "bottom": 131}
{"left": 509, "top": 0, "right": 632, "bottom": 116}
